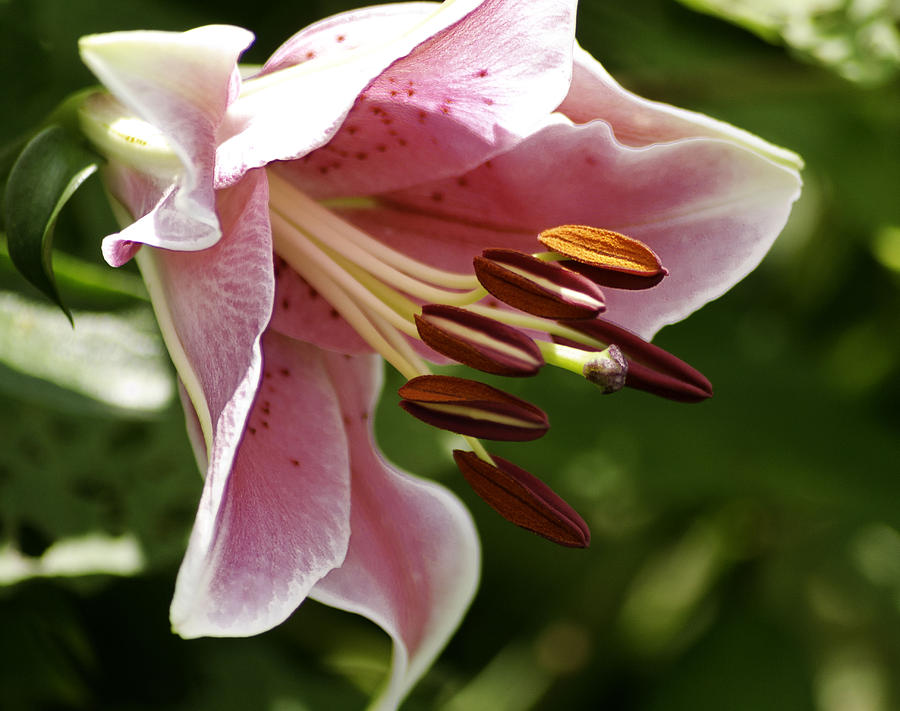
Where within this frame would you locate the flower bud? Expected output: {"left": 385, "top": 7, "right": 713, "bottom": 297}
{"left": 473, "top": 248, "right": 605, "bottom": 319}
{"left": 415, "top": 304, "right": 544, "bottom": 376}
{"left": 399, "top": 375, "right": 549, "bottom": 441}
{"left": 453, "top": 450, "right": 590, "bottom": 548}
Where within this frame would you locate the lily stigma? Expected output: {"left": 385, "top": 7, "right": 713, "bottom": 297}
{"left": 67, "top": 3, "right": 803, "bottom": 707}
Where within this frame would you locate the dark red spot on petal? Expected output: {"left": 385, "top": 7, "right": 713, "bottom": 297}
{"left": 261, "top": 421, "right": 269, "bottom": 429}
{"left": 431, "top": 191, "right": 444, "bottom": 202}
{"left": 483, "top": 98, "right": 495, "bottom": 105}
{"left": 279, "top": 368, "right": 291, "bottom": 377}
{"left": 330, "top": 308, "right": 339, "bottom": 318}
{"left": 388, "top": 77, "right": 396, "bottom": 83}
{"left": 457, "top": 177, "right": 468, "bottom": 187}
{"left": 585, "top": 155, "right": 597, "bottom": 166}
{"left": 477, "top": 69, "right": 488, "bottom": 77}
{"left": 248, "top": 427, "right": 257, "bottom": 435}
{"left": 305, "top": 51, "right": 315, "bottom": 60}
{"left": 407, "top": 89, "right": 415, "bottom": 97}
{"left": 346, "top": 126, "right": 358, "bottom": 135}
{"left": 319, "top": 166, "right": 329, "bottom": 174}
{"left": 290, "top": 458, "right": 300, "bottom": 466}
{"left": 390, "top": 90, "right": 398, "bottom": 97}
{"left": 356, "top": 152, "right": 368, "bottom": 160}
{"left": 336, "top": 34, "right": 346, "bottom": 42}
{"left": 281, "top": 298, "right": 290, "bottom": 310}
{"left": 376, "top": 144, "right": 387, "bottom": 152}
{"left": 397, "top": 138, "right": 407, "bottom": 146}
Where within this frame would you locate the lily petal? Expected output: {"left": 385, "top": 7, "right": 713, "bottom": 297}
{"left": 172, "top": 333, "right": 352, "bottom": 637}
{"left": 365, "top": 115, "right": 801, "bottom": 339}
{"left": 271, "top": 0, "right": 577, "bottom": 197}
{"left": 560, "top": 45, "right": 804, "bottom": 170}
{"left": 312, "top": 351, "right": 480, "bottom": 711}
{"left": 80, "top": 26, "right": 254, "bottom": 256}
{"left": 270, "top": 256, "right": 371, "bottom": 354}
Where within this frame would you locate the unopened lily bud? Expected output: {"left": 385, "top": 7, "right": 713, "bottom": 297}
{"left": 538, "top": 225, "right": 666, "bottom": 288}
{"left": 452, "top": 450, "right": 590, "bottom": 548}
{"left": 582, "top": 344, "right": 627, "bottom": 393}
{"left": 399, "top": 375, "right": 549, "bottom": 441}
{"left": 557, "top": 318, "right": 712, "bottom": 403}
{"left": 415, "top": 304, "right": 544, "bottom": 376}
{"left": 474, "top": 248, "right": 605, "bottom": 319}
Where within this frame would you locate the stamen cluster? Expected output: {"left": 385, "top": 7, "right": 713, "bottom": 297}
{"left": 267, "top": 177, "right": 711, "bottom": 548}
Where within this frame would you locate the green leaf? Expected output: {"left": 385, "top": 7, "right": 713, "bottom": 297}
{"left": 3, "top": 125, "right": 101, "bottom": 322}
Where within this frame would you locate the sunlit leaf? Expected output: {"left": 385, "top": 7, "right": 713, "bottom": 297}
{"left": 676, "top": 0, "right": 900, "bottom": 84}
{"left": 0, "top": 291, "right": 173, "bottom": 415}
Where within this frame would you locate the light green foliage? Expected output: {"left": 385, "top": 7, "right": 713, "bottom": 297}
{"left": 676, "top": 0, "right": 900, "bottom": 84}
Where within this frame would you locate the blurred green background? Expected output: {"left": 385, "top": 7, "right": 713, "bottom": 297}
{"left": 1, "top": 0, "right": 899, "bottom": 709}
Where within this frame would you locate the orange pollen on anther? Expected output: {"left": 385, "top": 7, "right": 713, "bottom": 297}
{"left": 538, "top": 225, "right": 665, "bottom": 277}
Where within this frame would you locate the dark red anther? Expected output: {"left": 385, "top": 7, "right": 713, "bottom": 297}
{"left": 453, "top": 450, "right": 590, "bottom": 548}
{"left": 415, "top": 304, "right": 544, "bottom": 376}
{"left": 557, "top": 318, "right": 712, "bottom": 403}
{"left": 399, "top": 375, "right": 549, "bottom": 441}
{"left": 474, "top": 248, "right": 606, "bottom": 319}
{"left": 560, "top": 260, "right": 667, "bottom": 290}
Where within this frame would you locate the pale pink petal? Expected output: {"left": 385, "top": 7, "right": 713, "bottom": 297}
{"left": 559, "top": 45, "right": 804, "bottom": 169}
{"left": 261, "top": 2, "right": 436, "bottom": 73}
{"left": 272, "top": 0, "right": 577, "bottom": 197}
{"left": 136, "top": 169, "right": 274, "bottom": 433}
{"left": 216, "top": 1, "right": 479, "bottom": 185}
{"left": 171, "top": 333, "right": 352, "bottom": 637}
{"left": 374, "top": 117, "right": 802, "bottom": 338}
{"left": 79, "top": 26, "right": 254, "bottom": 253}
{"left": 311, "top": 352, "right": 480, "bottom": 711}
{"left": 99, "top": 162, "right": 168, "bottom": 266}
{"left": 269, "top": 257, "right": 370, "bottom": 354}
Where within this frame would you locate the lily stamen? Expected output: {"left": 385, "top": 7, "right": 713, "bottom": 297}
{"left": 267, "top": 171, "right": 483, "bottom": 291}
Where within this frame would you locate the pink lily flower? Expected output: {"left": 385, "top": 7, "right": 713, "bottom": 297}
{"left": 75, "top": 1, "right": 801, "bottom": 707}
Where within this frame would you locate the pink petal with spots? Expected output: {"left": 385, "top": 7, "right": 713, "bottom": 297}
{"left": 560, "top": 45, "right": 804, "bottom": 169}
{"left": 216, "top": 0, "right": 492, "bottom": 186}
{"left": 269, "top": 259, "right": 370, "bottom": 354}
{"left": 261, "top": 2, "right": 436, "bottom": 73}
{"left": 372, "top": 116, "right": 801, "bottom": 339}
{"left": 80, "top": 26, "right": 253, "bottom": 256}
{"left": 273, "top": 0, "right": 577, "bottom": 197}
{"left": 172, "top": 333, "right": 352, "bottom": 637}
{"left": 312, "top": 352, "right": 480, "bottom": 711}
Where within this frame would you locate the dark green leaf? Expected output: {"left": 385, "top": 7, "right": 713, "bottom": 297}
{"left": 3, "top": 125, "right": 100, "bottom": 322}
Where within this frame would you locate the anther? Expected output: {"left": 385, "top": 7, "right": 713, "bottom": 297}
{"left": 537, "top": 225, "right": 666, "bottom": 283}
{"left": 474, "top": 248, "right": 606, "bottom": 319}
{"left": 399, "top": 375, "right": 549, "bottom": 441}
{"left": 452, "top": 450, "right": 590, "bottom": 548}
{"left": 415, "top": 304, "right": 544, "bottom": 376}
